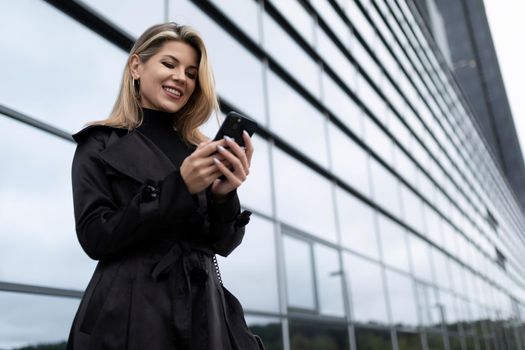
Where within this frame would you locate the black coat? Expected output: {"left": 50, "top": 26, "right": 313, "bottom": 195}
{"left": 66, "top": 125, "right": 264, "bottom": 350}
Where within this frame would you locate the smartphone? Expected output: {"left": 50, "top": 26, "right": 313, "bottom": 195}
{"left": 213, "top": 111, "right": 258, "bottom": 147}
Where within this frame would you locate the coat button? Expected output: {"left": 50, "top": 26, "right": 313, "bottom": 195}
{"left": 235, "top": 210, "right": 252, "bottom": 228}
{"left": 141, "top": 181, "right": 159, "bottom": 202}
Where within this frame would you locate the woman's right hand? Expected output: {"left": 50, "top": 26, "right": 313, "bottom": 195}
{"left": 180, "top": 139, "right": 228, "bottom": 194}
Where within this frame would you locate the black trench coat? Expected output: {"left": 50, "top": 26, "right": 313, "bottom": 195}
{"left": 66, "top": 125, "right": 264, "bottom": 350}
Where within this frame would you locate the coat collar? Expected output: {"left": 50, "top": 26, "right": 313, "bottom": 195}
{"left": 101, "top": 129, "right": 179, "bottom": 183}
{"left": 73, "top": 125, "right": 194, "bottom": 183}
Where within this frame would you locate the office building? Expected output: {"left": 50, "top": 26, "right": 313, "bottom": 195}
{"left": 1, "top": 0, "right": 524, "bottom": 349}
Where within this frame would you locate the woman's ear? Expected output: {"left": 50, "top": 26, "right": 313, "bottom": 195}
{"left": 129, "top": 54, "right": 141, "bottom": 79}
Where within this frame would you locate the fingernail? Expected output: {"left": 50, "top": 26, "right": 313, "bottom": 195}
{"left": 213, "top": 157, "right": 220, "bottom": 164}
{"left": 243, "top": 130, "right": 249, "bottom": 136}
{"left": 217, "top": 145, "right": 226, "bottom": 152}
{"left": 224, "top": 135, "right": 233, "bottom": 142}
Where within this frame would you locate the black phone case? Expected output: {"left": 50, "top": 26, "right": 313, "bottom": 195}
{"left": 213, "top": 111, "right": 258, "bottom": 147}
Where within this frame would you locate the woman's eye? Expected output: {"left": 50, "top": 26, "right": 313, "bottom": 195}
{"left": 162, "top": 62, "right": 174, "bottom": 68}
{"left": 186, "top": 72, "right": 197, "bottom": 80}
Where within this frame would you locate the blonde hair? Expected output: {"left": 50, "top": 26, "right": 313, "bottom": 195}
{"left": 86, "top": 22, "right": 220, "bottom": 146}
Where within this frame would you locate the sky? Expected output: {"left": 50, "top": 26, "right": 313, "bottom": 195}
{"left": 484, "top": 0, "right": 525, "bottom": 160}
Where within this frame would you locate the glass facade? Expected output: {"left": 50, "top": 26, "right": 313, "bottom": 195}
{"left": 2, "top": 0, "right": 525, "bottom": 349}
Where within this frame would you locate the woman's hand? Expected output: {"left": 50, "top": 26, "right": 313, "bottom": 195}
{"left": 180, "top": 139, "right": 228, "bottom": 194}
{"left": 211, "top": 131, "right": 254, "bottom": 199}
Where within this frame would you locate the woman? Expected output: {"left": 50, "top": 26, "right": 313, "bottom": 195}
{"left": 66, "top": 23, "right": 263, "bottom": 350}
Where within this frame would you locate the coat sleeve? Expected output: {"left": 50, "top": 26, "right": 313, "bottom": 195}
{"left": 206, "top": 188, "right": 251, "bottom": 257}
{"left": 71, "top": 132, "right": 199, "bottom": 261}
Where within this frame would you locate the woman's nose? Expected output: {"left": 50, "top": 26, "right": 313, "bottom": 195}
{"left": 172, "top": 67, "right": 185, "bottom": 83}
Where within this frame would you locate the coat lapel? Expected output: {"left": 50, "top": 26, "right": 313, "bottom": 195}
{"left": 100, "top": 129, "right": 177, "bottom": 183}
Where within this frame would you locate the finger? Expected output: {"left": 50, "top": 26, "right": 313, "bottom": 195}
{"left": 217, "top": 145, "right": 246, "bottom": 178}
{"left": 213, "top": 157, "right": 242, "bottom": 187}
{"left": 223, "top": 136, "right": 249, "bottom": 173}
{"left": 215, "top": 146, "right": 245, "bottom": 170}
{"left": 242, "top": 130, "right": 254, "bottom": 166}
{"left": 194, "top": 139, "right": 227, "bottom": 158}
{"left": 197, "top": 139, "right": 212, "bottom": 149}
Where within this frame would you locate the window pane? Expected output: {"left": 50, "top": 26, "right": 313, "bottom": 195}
{"left": 386, "top": 269, "right": 418, "bottom": 328}
{"left": 408, "top": 234, "right": 434, "bottom": 283}
{"left": 173, "top": 0, "right": 266, "bottom": 124}
{"left": 400, "top": 184, "right": 426, "bottom": 235}
{"left": 377, "top": 214, "right": 410, "bottom": 272}
{"left": 78, "top": 0, "right": 163, "bottom": 37}
{"left": 0, "top": 118, "right": 94, "bottom": 289}
{"left": 273, "top": 148, "right": 337, "bottom": 242}
{"left": 283, "top": 235, "right": 315, "bottom": 310}
{"left": 370, "top": 158, "right": 402, "bottom": 218}
{"left": 329, "top": 124, "right": 371, "bottom": 198}
{"left": 0, "top": 1, "right": 127, "bottom": 132}
{"left": 269, "top": 0, "right": 315, "bottom": 46}
{"left": 345, "top": 253, "right": 388, "bottom": 325}
{"left": 314, "top": 244, "right": 345, "bottom": 317}
{"left": 263, "top": 12, "right": 321, "bottom": 98}
{"left": 0, "top": 292, "right": 79, "bottom": 349}
{"left": 354, "top": 327, "right": 393, "bottom": 350}
{"left": 336, "top": 188, "right": 379, "bottom": 259}
{"left": 289, "top": 320, "right": 350, "bottom": 350}
{"left": 363, "top": 116, "right": 394, "bottom": 167}
{"left": 209, "top": 0, "right": 260, "bottom": 44}
{"left": 397, "top": 331, "right": 423, "bottom": 350}
{"left": 246, "top": 316, "right": 284, "bottom": 350}
{"left": 323, "top": 74, "right": 361, "bottom": 138}
{"left": 267, "top": 71, "right": 329, "bottom": 168}
{"left": 218, "top": 215, "right": 279, "bottom": 312}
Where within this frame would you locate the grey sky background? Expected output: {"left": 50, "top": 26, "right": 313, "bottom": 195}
{"left": 484, "top": 0, "right": 525, "bottom": 161}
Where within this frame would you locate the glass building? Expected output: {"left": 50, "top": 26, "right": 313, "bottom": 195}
{"left": 1, "top": 0, "right": 524, "bottom": 349}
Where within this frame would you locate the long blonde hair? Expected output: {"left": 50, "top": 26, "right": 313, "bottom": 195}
{"left": 86, "top": 23, "right": 220, "bottom": 146}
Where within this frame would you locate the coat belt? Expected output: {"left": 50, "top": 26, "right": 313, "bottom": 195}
{"left": 150, "top": 241, "right": 212, "bottom": 347}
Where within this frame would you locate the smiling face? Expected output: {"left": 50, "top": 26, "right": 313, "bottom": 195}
{"left": 130, "top": 40, "right": 199, "bottom": 113}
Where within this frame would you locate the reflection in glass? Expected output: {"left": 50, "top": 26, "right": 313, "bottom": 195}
{"left": 267, "top": 70, "right": 329, "bottom": 168}
{"left": 344, "top": 253, "right": 388, "bottom": 325}
{"left": 329, "top": 126, "right": 370, "bottom": 198}
{"left": 386, "top": 269, "right": 418, "bottom": 328}
{"left": 218, "top": 215, "right": 279, "bottom": 312}
{"left": 370, "top": 158, "right": 402, "bottom": 218}
{"left": 0, "top": 118, "right": 94, "bottom": 289}
{"left": 354, "top": 327, "right": 392, "bottom": 350}
{"left": 246, "top": 316, "right": 283, "bottom": 350}
{"left": 288, "top": 319, "right": 350, "bottom": 350}
{"left": 426, "top": 332, "right": 445, "bottom": 350}
{"left": 0, "top": 1, "right": 127, "bottom": 132}
{"left": 336, "top": 188, "right": 378, "bottom": 259}
{"left": 377, "top": 214, "right": 410, "bottom": 272}
{"left": 314, "top": 245, "right": 345, "bottom": 317}
{"left": 0, "top": 291, "right": 79, "bottom": 349}
{"left": 396, "top": 331, "right": 422, "bottom": 350}
{"left": 283, "top": 235, "right": 315, "bottom": 310}
{"left": 273, "top": 148, "right": 337, "bottom": 242}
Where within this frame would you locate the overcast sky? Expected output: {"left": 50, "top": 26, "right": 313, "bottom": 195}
{"left": 484, "top": 0, "right": 525, "bottom": 160}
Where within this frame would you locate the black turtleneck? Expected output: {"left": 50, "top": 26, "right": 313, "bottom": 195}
{"left": 136, "top": 107, "right": 191, "bottom": 168}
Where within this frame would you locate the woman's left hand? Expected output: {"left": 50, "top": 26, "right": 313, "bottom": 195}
{"left": 211, "top": 130, "right": 254, "bottom": 199}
